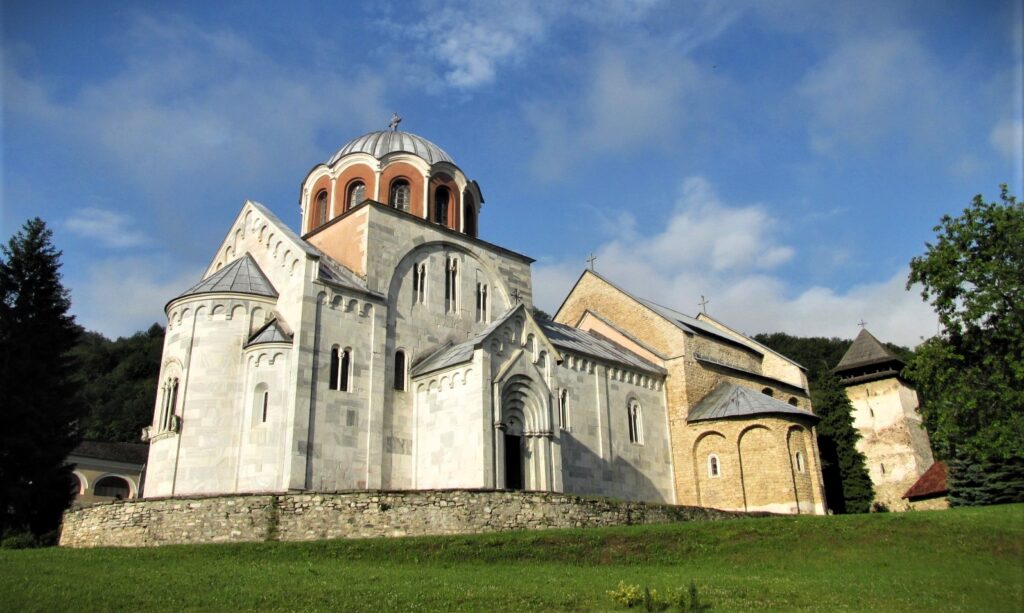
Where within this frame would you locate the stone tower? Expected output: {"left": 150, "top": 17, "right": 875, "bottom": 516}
{"left": 834, "top": 329, "right": 934, "bottom": 510}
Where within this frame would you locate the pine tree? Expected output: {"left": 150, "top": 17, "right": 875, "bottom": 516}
{"left": 0, "top": 218, "right": 84, "bottom": 539}
{"left": 811, "top": 371, "right": 874, "bottom": 513}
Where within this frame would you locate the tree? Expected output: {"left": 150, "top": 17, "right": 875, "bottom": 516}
{"left": 811, "top": 371, "right": 874, "bottom": 513}
{"left": 0, "top": 218, "right": 85, "bottom": 538}
{"left": 905, "top": 185, "right": 1024, "bottom": 505}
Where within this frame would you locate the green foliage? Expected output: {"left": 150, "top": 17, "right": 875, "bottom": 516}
{"left": 753, "top": 332, "right": 878, "bottom": 513}
{"left": 811, "top": 371, "right": 874, "bottom": 513}
{"left": 0, "top": 218, "right": 84, "bottom": 537}
{"left": 607, "top": 580, "right": 710, "bottom": 611}
{"left": 906, "top": 185, "right": 1024, "bottom": 505}
{"left": 72, "top": 323, "right": 165, "bottom": 442}
{"left": 1, "top": 506, "right": 1021, "bottom": 610}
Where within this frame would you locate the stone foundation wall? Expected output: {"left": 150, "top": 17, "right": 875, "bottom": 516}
{"left": 60, "top": 489, "right": 751, "bottom": 548}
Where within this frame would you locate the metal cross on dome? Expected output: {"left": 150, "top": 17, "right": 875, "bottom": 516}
{"left": 389, "top": 112, "right": 402, "bottom": 131}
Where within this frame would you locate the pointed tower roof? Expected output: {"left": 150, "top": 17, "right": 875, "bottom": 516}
{"left": 175, "top": 254, "right": 278, "bottom": 302}
{"left": 835, "top": 328, "right": 902, "bottom": 373}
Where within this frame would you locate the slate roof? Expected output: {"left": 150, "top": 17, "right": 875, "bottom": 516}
{"left": 328, "top": 130, "right": 455, "bottom": 166}
{"left": 834, "top": 328, "right": 902, "bottom": 373}
{"left": 313, "top": 249, "right": 373, "bottom": 294}
{"left": 637, "top": 298, "right": 758, "bottom": 352}
{"left": 687, "top": 382, "right": 818, "bottom": 423}
{"left": 903, "top": 461, "right": 949, "bottom": 500}
{"left": 245, "top": 318, "right": 293, "bottom": 347}
{"left": 69, "top": 441, "right": 149, "bottom": 466}
{"left": 410, "top": 309, "right": 519, "bottom": 377}
{"left": 537, "top": 319, "right": 666, "bottom": 375}
{"left": 177, "top": 254, "right": 277, "bottom": 301}
{"left": 248, "top": 200, "right": 319, "bottom": 257}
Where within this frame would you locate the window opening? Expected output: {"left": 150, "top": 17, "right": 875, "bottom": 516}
{"left": 413, "top": 262, "right": 426, "bottom": 304}
{"left": 559, "top": 389, "right": 569, "bottom": 430}
{"left": 394, "top": 350, "right": 407, "bottom": 391}
{"left": 708, "top": 454, "right": 720, "bottom": 478}
{"left": 762, "top": 387, "right": 774, "bottom": 397}
{"left": 347, "top": 181, "right": 365, "bottom": 211}
{"left": 94, "top": 476, "right": 131, "bottom": 499}
{"left": 390, "top": 179, "right": 410, "bottom": 212}
{"left": 434, "top": 187, "right": 450, "bottom": 226}
{"left": 330, "top": 347, "right": 340, "bottom": 390}
{"left": 315, "top": 190, "right": 329, "bottom": 226}
{"left": 788, "top": 397, "right": 799, "bottom": 406}
{"left": 795, "top": 451, "right": 805, "bottom": 473}
{"left": 476, "top": 282, "right": 489, "bottom": 322}
{"left": 339, "top": 349, "right": 351, "bottom": 392}
{"left": 445, "top": 257, "right": 458, "bottom": 313}
{"left": 261, "top": 391, "right": 269, "bottom": 423}
{"left": 627, "top": 400, "right": 643, "bottom": 444}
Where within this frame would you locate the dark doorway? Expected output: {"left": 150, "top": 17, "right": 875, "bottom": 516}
{"left": 504, "top": 434, "right": 523, "bottom": 490}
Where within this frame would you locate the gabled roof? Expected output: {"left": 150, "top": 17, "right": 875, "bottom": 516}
{"left": 903, "top": 462, "right": 949, "bottom": 500}
{"left": 245, "top": 318, "right": 293, "bottom": 347}
{"left": 176, "top": 254, "right": 277, "bottom": 301}
{"left": 637, "top": 298, "right": 759, "bottom": 353}
{"left": 537, "top": 318, "right": 666, "bottom": 375}
{"left": 410, "top": 308, "right": 521, "bottom": 377}
{"left": 69, "top": 441, "right": 149, "bottom": 466}
{"left": 834, "top": 328, "right": 902, "bottom": 373}
{"left": 687, "top": 382, "right": 817, "bottom": 423}
{"left": 248, "top": 200, "right": 320, "bottom": 257}
{"left": 312, "top": 248, "right": 374, "bottom": 295}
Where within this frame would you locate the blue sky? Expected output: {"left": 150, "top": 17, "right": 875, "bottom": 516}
{"left": 3, "top": 0, "right": 1021, "bottom": 346}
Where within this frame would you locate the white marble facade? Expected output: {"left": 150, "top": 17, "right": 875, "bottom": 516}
{"left": 142, "top": 131, "right": 677, "bottom": 503}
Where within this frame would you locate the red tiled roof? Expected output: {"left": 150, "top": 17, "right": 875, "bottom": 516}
{"left": 903, "top": 461, "right": 949, "bottom": 499}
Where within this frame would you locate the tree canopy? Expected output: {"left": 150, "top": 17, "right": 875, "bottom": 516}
{"left": 0, "top": 218, "right": 85, "bottom": 538}
{"left": 905, "top": 185, "right": 1024, "bottom": 505}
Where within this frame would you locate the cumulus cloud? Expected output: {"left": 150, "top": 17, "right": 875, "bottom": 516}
{"left": 66, "top": 208, "right": 149, "bottom": 249}
{"left": 989, "top": 117, "right": 1023, "bottom": 161}
{"left": 69, "top": 256, "right": 202, "bottom": 339}
{"left": 533, "top": 176, "right": 936, "bottom": 346}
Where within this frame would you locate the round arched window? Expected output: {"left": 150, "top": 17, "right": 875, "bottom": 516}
{"left": 347, "top": 181, "right": 366, "bottom": 210}
{"left": 390, "top": 180, "right": 411, "bottom": 212}
{"left": 434, "top": 187, "right": 450, "bottom": 226}
{"left": 314, "top": 190, "right": 329, "bottom": 227}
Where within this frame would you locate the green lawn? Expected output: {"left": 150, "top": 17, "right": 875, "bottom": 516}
{"left": 2, "top": 504, "right": 1022, "bottom": 611}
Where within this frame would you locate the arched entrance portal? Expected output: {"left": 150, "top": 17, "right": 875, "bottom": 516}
{"left": 496, "top": 375, "right": 552, "bottom": 491}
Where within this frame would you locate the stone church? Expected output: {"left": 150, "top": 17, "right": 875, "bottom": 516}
{"left": 141, "top": 128, "right": 827, "bottom": 515}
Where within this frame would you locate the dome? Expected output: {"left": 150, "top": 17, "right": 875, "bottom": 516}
{"left": 327, "top": 130, "right": 455, "bottom": 166}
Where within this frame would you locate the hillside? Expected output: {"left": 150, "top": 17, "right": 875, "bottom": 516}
{"left": 3, "top": 504, "right": 1021, "bottom": 611}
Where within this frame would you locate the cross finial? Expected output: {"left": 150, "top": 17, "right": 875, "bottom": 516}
{"left": 388, "top": 112, "right": 402, "bottom": 131}
{"left": 510, "top": 288, "right": 523, "bottom": 303}
{"left": 698, "top": 295, "right": 710, "bottom": 314}
{"left": 586, "top": 253, "right": 597, "bottom": 271}
{"left": 858, "top": 319, "right": 868, "bottom": 329}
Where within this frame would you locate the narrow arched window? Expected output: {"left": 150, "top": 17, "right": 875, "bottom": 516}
{"left": 708, "top": 454, "right": 721, "bottom": 478}
{"left": 463, "top": 194, "right": 477, "bottom": 236}
{"left": 413, "top": 262, "right": 426, "bottom": 304}
{"left": 339, "top": 348, "right": 352, "bottom": 392}
{"left": 434, "top": 187, "right": 450, "bottom": 226}
{"left": 315, "top": 189, "right": 329, "bottom": 226}
{"left": 627, "top": 399, "right": 643, "bottom": 444}
{"left": 476, "top": 282, "right": 488, "bottom": 322}
{"left": 347, "top": 181, "right": 366, "bottom": 210}
{"left": 559, "top": 389, "right": 569, "bottom": 430}
{"left": 445, "top": 257, "right": 458, "bottom": 313}
{"left": 262, "top": 390, "right": 269, "bottom": 423}
{"left": 762, "top": 387, "right": 774, "bottom": 397}
{"left": 394, "top": 350, "right": 407, "bottom": 391}
{"left": 795, "top": 451, "right": 805, "bottom": 473}
{"left": 390, "top": 179, "right": 411, "bottom": 212}
{"left": 330, "top": 347, "right": 340, "bottom": 390}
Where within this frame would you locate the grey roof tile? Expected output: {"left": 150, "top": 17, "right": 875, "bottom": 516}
{"left": 537, "top": 319, "right": 666, "bottom": 375}
{"left": 410, "top": 309, "right": 520, "bottom": 377}
{"left": 245, "top": 318, "right": 293, "bottom": 347}
{"left": 178, "top": 254, "right": 277, "bottom": 300}
{"left": 69, "top": 441, "right": 149, "bottom": 465}
{"left": 687, "top": 382, "right": 817, "bottom": 423}
{"left": 637, "top": 298, "right": 758, "bottom": 351}
{"left": 328, "top": 131, "right": 455, "bottom": 166}
{"left": 834, "top": 328, "right": 902, "bottom": 373}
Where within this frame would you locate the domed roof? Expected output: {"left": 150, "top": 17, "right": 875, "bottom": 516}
{"left": 327, "top": 130, "right": 455, "bottom": 166}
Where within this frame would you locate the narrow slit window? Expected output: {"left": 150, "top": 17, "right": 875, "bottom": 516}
{"left": 559, "top": 389, "right": 569, "bottom": 430}
{"left": 261, "top": 391, "right": 269, "bottom": 423}
{"left": 394, "top": 350, "right": 407, "bottom": 391}
{"left": 339, "top": 349, "right": 351, "bottom": 392}
{"left": 434, "top": 187, "right": 450, "bottom": 226}
{"left": 445, "top": 257, "right": 458, "bottom": 313}
{"left": 315, "top": 189, "right": 329, "bottom": 226}
{"left": 330, "top": 347, "right": 340, "bottom": 390}
{"left": 413, "top": 263, "right": 426, "bottom": 304}
{"left": 476, "top": 282, "right": 489, "bottom": 322}
{"left": 708, "top": 454, "right": 720, "bottom": 478}
{"left": 795, "top": 451, "right": 805, "bottom": 473}
{"left": 627, "top": 400, "right": 643, "bottom": 444}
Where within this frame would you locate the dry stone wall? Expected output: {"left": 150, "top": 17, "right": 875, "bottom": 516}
{"left": 60, "top": 489, "right": 751, "bottom": 548}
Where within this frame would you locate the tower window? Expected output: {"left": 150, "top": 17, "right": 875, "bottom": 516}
{"left": 445, "top": 257, "right": 458, "bottom": 313}
{"left": 315, "top": 189, "right": 329, "bottom": 227}
{"left": 559, "top": 389, "right": 569, "bottom": 430}
{"left": 330, "top": 347, "right": 352, "bottom": 391}
{"left": 394, "top": 350, "right": 407, "bottom": 391}
{"left": 795, "top": 451, "right": 805, "bottom": 473}
{"left": 463, "top": 193, "right": 477, "bottom": 236}
{"left": 708, "top": 454, "right": 721, "bottom": 478}
{"left": 434, "top": 187, "right": 450, "bottom": 226}
{"left": 262, "top": 390, "right": 269, "bottom": 423}
{"left": 157, "top": 377, "right": 180, "bottom": 432}
{"left": 475, "top": 282, "right": 489, "bottom": 322}
{"left": 627, "top": 399, "right": 643, "bottom": 444}
{"left": 788, "top": 397, "right": 799, "bottom": 406}
{"left": 761, "top": 387, "right": 774, "bottom": 397}
{"left": 390, "top": 179, "right": 411, "bottom": 212}
{"left": 347, "top": 181, "right": 366, "bottom": 211}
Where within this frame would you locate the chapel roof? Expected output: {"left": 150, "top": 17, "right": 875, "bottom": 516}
{"left": 902, "top": 461, "right": 949, "bottom": 500}
{"left": 537, "top": 318, "right": 666, "bottom": 375}
{"left": 177, "top": 254, "right": 278, "bottom": 301}
{"left": 686, "top": 382, "right": 818, "bottom": 423}
{"left": 834, "top": 328, "right": 903, "bottom": 374}
{"left": 69, "top": 440, "right": 149, "bottom": 466}
{"left": 245, "top": 318, "right": 293, "bottom": 347}
{"left": 327, "top": 130, "right": 455, "bottom": 167}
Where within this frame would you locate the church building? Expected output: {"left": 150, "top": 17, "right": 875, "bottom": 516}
{"left": 141, "top": 127, "right": 827, "bottom": 515}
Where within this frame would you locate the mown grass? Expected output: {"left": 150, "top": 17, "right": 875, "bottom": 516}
{"left": 2, "top": 504, "right": 1022, "bottom": 611}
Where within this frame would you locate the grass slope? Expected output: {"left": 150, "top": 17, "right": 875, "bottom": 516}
{"left": 2, "top": 504, "right": 1022, "bottom": 611}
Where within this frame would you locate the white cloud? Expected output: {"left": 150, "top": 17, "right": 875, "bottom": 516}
{"left": 797, "top": 31, "right": 950, "bottom": 153}
{"left": 66, "top": 208, "right": 149, "bottom": 249}
{"left": 989, "top": 117, "right": 1023, "bottom": 161}
{"left": 69, "top": 256, "right": 201, "bottom": 339}
{"left": 533, "top": 176, "right": 936, "bottom": 346}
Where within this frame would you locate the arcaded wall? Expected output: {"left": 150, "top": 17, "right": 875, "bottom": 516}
{"left": 60, "top": 489, "right": 752, "bottom": 548}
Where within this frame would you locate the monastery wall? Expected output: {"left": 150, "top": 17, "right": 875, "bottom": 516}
{"left": 59, "top": 490, "right": 753, "bottom": 548}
